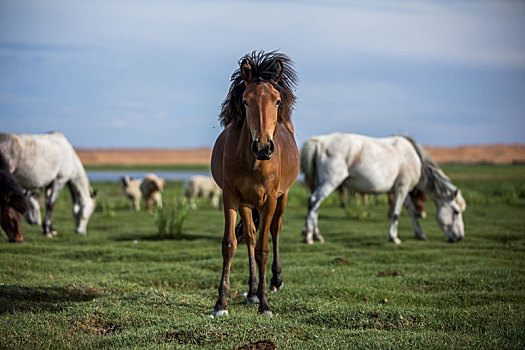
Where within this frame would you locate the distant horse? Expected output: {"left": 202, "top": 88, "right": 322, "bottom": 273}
{"left": 140, "top": 173, "right": 165, "bottom": 211}
{"left": 211, "top": 51, "right": 299, "bottom": 316}
{"left": 184, "top": 175, "right": 221, "bottom": 209}
{"left": 0, "top": 132, "right": 97, "bottom": 237}
{"left": 121, "top": 176, "right": 142, "bottom": 211}
{"left": 301, "top": 133, "right": 466, "bottom": 244}
{"left": 0, "top": 151, "right": 28, "bottom": 243}
{"left": 121, "top": 173, "right": 165, "bottom": 211}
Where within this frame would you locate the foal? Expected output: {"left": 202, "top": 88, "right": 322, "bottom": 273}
{"left": 211, "top": 51, "right": 299, "bottom": 316}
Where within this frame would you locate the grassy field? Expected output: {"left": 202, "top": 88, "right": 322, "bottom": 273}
{"left": 1, "top": 165, "right": 524, "bottom": 349}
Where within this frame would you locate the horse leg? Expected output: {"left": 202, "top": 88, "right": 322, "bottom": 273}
{"left": 302, "top": 181, "right": 342, "bottom": 244}
{"left": 153, "top": 192, "right": 162, "bottom": 208}
{"left": 270, "top": 193, "right": 287, "bottom": 292}
{"left": 239, "top": 205, "right": 258, "bottom": 303}
{"left": 404, "top": 195, "right": 427, "bottom": 240}
{"left": 255, "top": 197, "right": 277, "bottom": 315}
{"left": 42, "top": 180, "right": 66, "bottom": 237}
{"left": 388, "top": 186, "right": 410, "bottom": 244}
{"left": 212, "top": 193, "right": 238, "bottom": 317}
{"left": 211, "top": 193, "right": 220, "bottom": 208}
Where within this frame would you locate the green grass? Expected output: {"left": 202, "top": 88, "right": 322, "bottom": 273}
{"left": 1, "top": 165, "right": 524, "bottom": 349}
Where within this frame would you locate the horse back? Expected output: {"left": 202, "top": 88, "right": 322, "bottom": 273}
{"left": 0, "top": 132, "right": 83, "bottom": 188}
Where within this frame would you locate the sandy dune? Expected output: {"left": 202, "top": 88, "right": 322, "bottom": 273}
{"left": 76, "top": 144, "right": 525, "bottom": 166}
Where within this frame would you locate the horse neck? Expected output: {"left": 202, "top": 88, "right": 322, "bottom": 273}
{"left": 420, "top": 171, "right": 456, "bottom": 204}
{"left": 69, "top": 167, "right": 91, "bottom": 205}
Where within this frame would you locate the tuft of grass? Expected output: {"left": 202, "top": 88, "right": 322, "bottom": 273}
{"left": 155, "top": 200, "right": 189, "bottom": 238}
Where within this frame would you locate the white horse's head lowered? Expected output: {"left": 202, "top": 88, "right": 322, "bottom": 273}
{"left": 435, "top": 189, "right": 466, "bottom": 242}
{"left": 72, "top": 189, "right": 97, "bottom": 235}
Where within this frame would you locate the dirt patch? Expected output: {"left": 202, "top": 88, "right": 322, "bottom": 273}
{"left": 424, "top": 143, "right": 525, "bottom": 164}
{"left": 75, "top": 144, "right": 525, "bottom": 165}
{"left": 235, "top": 339, "right": 277, "bottom": 350}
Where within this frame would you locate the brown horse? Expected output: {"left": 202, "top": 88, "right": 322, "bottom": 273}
{"left": 0, "top": 152, "right": 28, "bottom": 243}
{"left": 210, "top": 51, "right": 299, "bottom": 316}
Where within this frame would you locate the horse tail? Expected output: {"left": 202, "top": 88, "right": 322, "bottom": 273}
{"left": 234, "top": 208, "right": 260, "bottom": 243}
{"left": 401, "top": 135, "right": 455, "bottom": 197}
{"left": 300, "top": 137, "right": 321, "bottom": 193}
{"left": 0, "top": 151, "right": 28, "bottom": 215}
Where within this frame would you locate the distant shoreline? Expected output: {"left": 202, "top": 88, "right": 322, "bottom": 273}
{"left": 75, "top": 143, "right": 525, "bottom": 166}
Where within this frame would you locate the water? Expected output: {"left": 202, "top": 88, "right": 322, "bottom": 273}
{"left": 87, "top": 170, "right": 212, "bottom": 183}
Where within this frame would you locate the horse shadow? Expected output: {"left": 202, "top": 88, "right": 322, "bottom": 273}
{"left": 110, "top": 231, "right": 220, "bottom": 243}
{"left": 0, "top": 285, "right": 101, "bottom": 314}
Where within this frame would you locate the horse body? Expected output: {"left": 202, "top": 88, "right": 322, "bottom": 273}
{"left": 184, "top": 175, "right": 222, "bottom": 209}
{"left": 301, "top": 132, "right": 466, "bottom": 244}
{"left": 0, "top": 132, "right": 96, "bottom": 236}
{"left": 210, "top": 51, "right": 298, "bottom": 316}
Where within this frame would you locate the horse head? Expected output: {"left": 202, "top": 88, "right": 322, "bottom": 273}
{"left": 72, "top": 188, "right": 97, "bottom": 235}
{"left": 1, "top": 205, "right": 24, "bottom": 243}
{"left": 240, "top": 59, "right": 283, "bottom": 161}
{"left": 435, "top": 189, "right": 467, "bottom": 242}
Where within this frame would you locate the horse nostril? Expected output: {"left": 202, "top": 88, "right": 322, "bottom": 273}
{"left": 268, "top": 139, "right": 275, "bottom": 154}
{"left": 251, "top": 141, "right": 258, "bottom": 154}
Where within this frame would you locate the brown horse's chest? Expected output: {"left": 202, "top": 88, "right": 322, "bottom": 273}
{"left": 231, "top": 168, "right": 278, "bottom": 208}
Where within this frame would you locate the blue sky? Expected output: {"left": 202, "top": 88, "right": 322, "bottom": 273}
{"left": 1, "top": 0, "right": 524, "bottom": 148}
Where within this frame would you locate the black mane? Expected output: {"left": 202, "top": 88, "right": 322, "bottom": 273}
{"left": 219, "top": 50, "right": 297, "bottom": 128}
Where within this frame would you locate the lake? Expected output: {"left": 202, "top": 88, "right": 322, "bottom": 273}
{"left": 87, "top": 170, "right": 212, "bottom": 183}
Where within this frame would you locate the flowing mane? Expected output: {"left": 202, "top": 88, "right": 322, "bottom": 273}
{"left": 401, "top": 135, "right": 456, "bottom": 199}
{"left": 219, "top": 50, "right": 298, "bottom": 128}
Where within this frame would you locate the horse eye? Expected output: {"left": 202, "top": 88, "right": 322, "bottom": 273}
{"left": 275, "top": 100, "right": 281, "bottom": 107}
{"left": 453, "top": 209, "right": 459, "bottom": 215}
{"left": 242, "top": 100, "right": 248, "bottom": 107}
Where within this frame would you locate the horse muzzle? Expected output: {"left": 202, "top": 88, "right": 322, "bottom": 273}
{"left": 251, "top": 139, "right": 275, "bottom": 160}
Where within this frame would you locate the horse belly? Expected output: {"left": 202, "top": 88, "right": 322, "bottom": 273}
{"left": 347, "top": 167, "right": 397, "bottom": 193}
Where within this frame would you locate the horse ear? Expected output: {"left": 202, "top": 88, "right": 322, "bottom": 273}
{"left": 240, "top": 59, "right": 252, "bottom": 84}
{"left": 275, "top": 60, "right": 284, "bottom": 83}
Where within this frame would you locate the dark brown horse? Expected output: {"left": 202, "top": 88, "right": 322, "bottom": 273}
{"left": 211, "top": 51, "right": 299, "bottom": 316}
{"left": 0, "top": 152, "right": 28, "bottom": 243}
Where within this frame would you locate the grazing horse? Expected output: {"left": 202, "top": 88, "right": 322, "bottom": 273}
{"left": 140, "top": 173, "right": 165, "bottom": 211}
{"left": 0, "top": 151, "right": 28, "bottom": 243}
{"left": 210, "top": 51, "right": 299, "bottom": 316}
{"left": 0, "top": 132, "right": 97, "bottom": 237}
{"left": 121, "top": 176, "right": 142, "bottom": 211}
{"left": 184, "top": 175, "right": 222, "bottom": 209}
{"left": 301, "top": 133, "right": 466, "bottom": 244}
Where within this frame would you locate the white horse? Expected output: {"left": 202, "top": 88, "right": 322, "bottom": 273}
{"left": 0, "top": 132, "right": 97, "bottom": 236}
{"left": 301, "top": 133, "right": 466, "bottom": 244}
{"left": 121, "top": 176, "right": 142, "bottom": 211}
{"left": 184, "top": 175, "right": 221, "bottom": 209}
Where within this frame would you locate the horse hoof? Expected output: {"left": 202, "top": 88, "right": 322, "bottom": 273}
{"left": 271, "top": 282, "right": 284, "bottom": 293}
{"left": 210, "top": 309, "right": 228, "bottom": 318}
{"left": 260, "top": 310, "right": 273, "bottom": 317}
{"left": 388, "top": 237, "right": 402, "bottom": 245}
{"left": 304, "top": 238, "right": 314, "bottom": 244}
{"left": 415, "top": 234, "right": 427, "bottom": 241}
{"left": 45, "top": 233, "right": 53, "bottom": 238}
{"left": 247, "top": 296, "right": 260, "bottom": 304}
{"left": 51, "top": 230, "right": 57, "bottom": 236}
